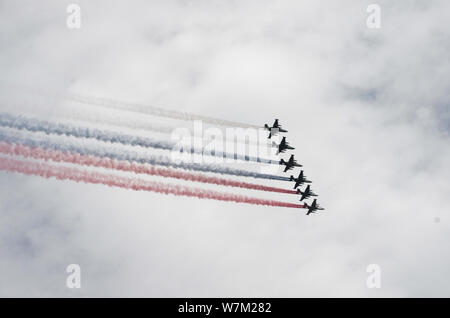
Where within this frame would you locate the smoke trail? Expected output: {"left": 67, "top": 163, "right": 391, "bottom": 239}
{"left": 0, "top": 84, "right": 260, "bottom": 129}
{"left": 0, "top": 141, "right": 297, "bottom": 195}
{"left": 0, "top": 101, "right": 266, "bottom": 149}
{"left": 0, "top": 100, "right": 177, "bottom": 135}
{"left": 0, "top": 157, "right": 306, "bottom": 209}
{"left": 0, "top": 129, "right": 291, "bottom": 181}
{"left": 0, "top": 112, "right": 279, "bottom": 165}
{"left": 66, "top": 93, "right": 261, "bottom": 129}
{"left": 56, "top": 109, "right": 176, "bottom": 134}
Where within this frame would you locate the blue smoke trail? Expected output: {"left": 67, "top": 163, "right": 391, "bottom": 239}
{"left": 0, "top": 129, "right": 290, "bottom": 182}
{"left": 0, "top": 112, "right": 280, "bottom": 165}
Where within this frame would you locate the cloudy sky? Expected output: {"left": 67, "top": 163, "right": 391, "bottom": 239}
{"left": 0, "top": 0, "right": 449, "bottom": 297}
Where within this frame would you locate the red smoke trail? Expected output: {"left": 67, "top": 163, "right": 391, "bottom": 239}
{"left": 0, "top": 142, "right": 297, "bottom": 195}
{"left": 0, "top": 157, "right": 306, "bottom": 209}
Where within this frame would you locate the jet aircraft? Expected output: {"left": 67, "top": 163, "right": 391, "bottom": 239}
{"left": 276, "top": 136, "right": 294, "bottom": 154}
{"left": 280, "top": 154, "right": 302, "bottom": 172}
{"left": 264, "top": 119, "right": 287, "bottom": 138}
{"left": 305, "top": 199, "right": 324, "bottom": 215}
{"left": 290, "top": 170, "right": 311, "bottom": 189}
{"left": 297, "top": 185, "right": 318, "bottom": 201}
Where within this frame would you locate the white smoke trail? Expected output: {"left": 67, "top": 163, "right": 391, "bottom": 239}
{"left": 0, "top": 99, "right": 179, "bottom": 135}
{"left": 66, "top": 92, "right": 261, "bottom": 129}
{"left": 0, "top": 129, "right": 290, "bottom": 181}
{"left": 0, "top": 112, "right": 279, "bottom": 165}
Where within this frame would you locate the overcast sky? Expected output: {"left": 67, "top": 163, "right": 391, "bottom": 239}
{"left": 0, "top": 0, "right": 449, "bottom": 297}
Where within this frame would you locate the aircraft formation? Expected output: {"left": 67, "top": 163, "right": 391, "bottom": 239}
{"left": 0, "top": 85, "right": 324, "bottom": 215}
{"left": 264, "top": 119, "right": 324, "bottom": 215}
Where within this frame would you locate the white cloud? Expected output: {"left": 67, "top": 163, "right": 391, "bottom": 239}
{"left": 0, "top": 0, "right": 449, "bottom": 296}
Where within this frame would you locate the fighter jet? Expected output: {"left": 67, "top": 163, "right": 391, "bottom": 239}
{"left": 280, "top": 154, "right": 302, "bottom": 172}
{"left": 297, "top": 184, "right": 318, "bottom": 201}
{"left": 290, "top": 170, "right": 312, "bottom": 189}
{"left": 264, "top": 119, "right": 287, "bottom": 138}
{"left": 304, "top": 199, "right": 324, "bottom": 215}
{"left": 275, "top": 136, "right": 295, "bottom": 154}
